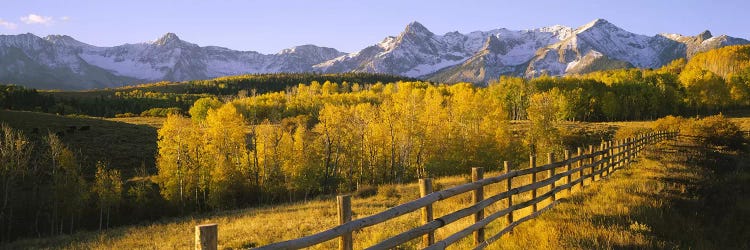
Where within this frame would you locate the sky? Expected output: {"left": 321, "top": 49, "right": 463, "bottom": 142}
{"left": 2, "top": 0, "right": 749, "bottom": 54}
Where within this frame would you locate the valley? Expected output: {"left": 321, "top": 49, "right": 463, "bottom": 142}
{"left": 2, "top": 3, "right": 750, "bottom": 248}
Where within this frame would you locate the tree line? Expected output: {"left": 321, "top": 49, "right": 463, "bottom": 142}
{"left": 0, "top": 73, "right": 416, "bottom": 118}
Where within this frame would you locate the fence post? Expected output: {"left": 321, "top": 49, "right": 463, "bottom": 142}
{"left": 530, "top": 155, "right": 538, "bottom": 212}
{"left": 337, "top": 195, "right": 353, "bottom": 250}
{"left": 650, "top": 132, "right": 654, "bottom": 144}
{"left": 620, "top": 139, "right": 625, "bottom": 166}
{"left": 472, "top": 167, "right": 485, "bottom": 245}
{"left": 626, "top": 138, "right": 632, "bottom": 165}
{"left": 504, "top": 161, "right": 513, "bottom": 232}
{"left": 195, "top": 224, "right": 217, "bottom": 250}
{"left": 548, "top": 152, "right": 556, "bottom": 202}
{"left": 607, "top": 141, "right": 617, "bottom": 174}
{"left": 588, "top": 145, "right": 595, "bottom": 183}
{"left": 577, "top": 147, "right": 584, "bottom": 189}
{"left": 565, "top": 150, "right": 571, "bottom": 194}
{"left": 419, "top": 179, "right": 434, "bottom": 247}
{"left": 635, "top": 135, "right": 640, "bottom": 157}
{"left": 615, "top": 140, "right": 625, "bottom": 167}
{"left": 599, "top": 142, "right": 606, "bottom": 179}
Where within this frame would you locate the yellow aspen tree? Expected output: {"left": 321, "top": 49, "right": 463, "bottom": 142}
{"left": 204, "top": 103, "right": 248, "bottom": 208}
{"left": 155, "top": 114, "right": 197, "bottom": 207}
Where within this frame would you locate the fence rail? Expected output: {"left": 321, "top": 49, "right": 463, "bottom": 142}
{"left": 194, "top": 131, "right": 678, "bottom": 250}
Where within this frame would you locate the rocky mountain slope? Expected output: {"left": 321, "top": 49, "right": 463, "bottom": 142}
{"left": 0, "top": 33, "right": 344, "bottom": 89}
{"left": 1, "top": 19, "right": 747, "bottom": 89}
{"left": 424, "top": 19, "right": 748, "bottom": 83}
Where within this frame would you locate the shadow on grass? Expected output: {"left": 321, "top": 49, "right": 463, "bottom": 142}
{"left": 606, "top": 140, "right": 750, "bottom": 249}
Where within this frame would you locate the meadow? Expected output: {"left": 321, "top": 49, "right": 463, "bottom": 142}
{"left": 2, "top": 44, "right": 750, "bottom": 247}
{"left": 0, "top": 110, "right": 159, "bottom": 176}
{"left": 3, "top": 117, "right": 747, "bottom": 249}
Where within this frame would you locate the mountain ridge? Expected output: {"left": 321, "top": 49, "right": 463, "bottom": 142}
{"left": 1, "top": 19, "right": 748, "bottom": 89}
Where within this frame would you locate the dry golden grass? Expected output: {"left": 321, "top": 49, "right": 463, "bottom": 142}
{"left": 4, "top": 118, "right": 748, "bottom": 249}
{"left": 488, "top": 136, "right": 750, "bottom": 249}
{"left": 2, "top": 156, "right": 606, "bottom": 249}
{"left": 107, "top": 116, "right": 166, "bottom": 129}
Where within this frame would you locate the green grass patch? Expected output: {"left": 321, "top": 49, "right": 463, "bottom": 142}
{"left": 0, "top": 110, "right": 158, "bottom": 177}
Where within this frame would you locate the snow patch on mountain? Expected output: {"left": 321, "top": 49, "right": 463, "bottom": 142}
{"left": 1, "top": 19, "right": 749, "bottom": 89}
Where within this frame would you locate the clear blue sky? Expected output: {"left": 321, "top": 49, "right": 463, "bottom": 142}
{"left": 2, "top": 0, "right": 748, "bottom": 54}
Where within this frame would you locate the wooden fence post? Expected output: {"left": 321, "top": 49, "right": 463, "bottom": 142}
{"left": 638, "top": 135, "right": 642, "bottom": 153}
{"left": 577, "top": 147, "right": 584, "bottom": 189}
{"left": 472, "top": 167, "right": 485, "bottom": 245}
{"left": 633, "top": 135, "right": 641, "bottom": 154}
{"left": 419, "top": 179, "right": 434, "bottom": 247}
{"left": 630, "top": 138, "right": 635, "bottom": 163}
{"left": 565, "top": 150, "right": 571, "bottom": 194}
{"left": 504, "top": 161, "right": 513, "bottom": 232}
{"left": 599, "top": 142, "right": 606, "bottom": 179}
{"left": 619, "top": 139, "right": 624, "bottom": 167}
{"left": 530, "top": 155, "right": 538, "bottom": 212}
{"left": 588, "top": 145, "right": 595, "bottom": 183}
{"left": 195, "top": 224, "right": 217, "bottom": 250}
{"left": 606, "top": 141, "right": 613, "bottom": 175}
{"left": 337, "top": 195, "right": 353, "bottom": 250}
{"left": 626, "top": 138, "right": 631, "bottom": 165}
{"left": 548, "top": 152, "right": 555, "bottom": 202}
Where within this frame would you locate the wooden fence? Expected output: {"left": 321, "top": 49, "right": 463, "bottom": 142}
{"left": 194, "top": 131, "right": 677, "bottom": 250}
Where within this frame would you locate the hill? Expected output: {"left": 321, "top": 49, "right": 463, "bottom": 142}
{"left": 0, "top": 110, "right": 158, "bottom": 176}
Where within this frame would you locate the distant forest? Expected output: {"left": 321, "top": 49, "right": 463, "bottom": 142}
{"left": 1, "top": 72, "right": 416, "bottom": 117}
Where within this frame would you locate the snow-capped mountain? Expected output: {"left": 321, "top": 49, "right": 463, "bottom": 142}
{"left": 660, "top": 30, "right": 749, "bottom": 58}
{"left": 1, "top": 18, "right": 748, "bottom": 89}
{"left": 0, "top": 33, "right": 344, "bottom": 89}
{"left": 313, "top": 21, "right": 496, "bottom": 77}
{"left": 426, "top": 25, "right": 574, "bottom": 83}
{"left": 0, "top": 33, "right": 137, "bottom": 90}
{"left": 427, "top": 19, "right": 747, "bottom": 83}
{"left": 524, "top": 19, "right": 685, "bottom": 78}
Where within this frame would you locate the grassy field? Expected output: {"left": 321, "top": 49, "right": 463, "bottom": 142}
{"left": 107, "top": 116, "right": 166, "bottom": 129}
{"left": 2, "top": 112, "right": 749, "bottom": 249}
{"left": 0, "top": 110, "right": 159, "bottom": 177}
{"left": 493, "top": 135, "right": 750, "bottom": 249}
{"left": 6, "top": 130, "right": 742, "bottom": 250}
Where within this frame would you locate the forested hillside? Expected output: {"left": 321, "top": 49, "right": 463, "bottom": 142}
{"left": 1, "top": 73, "right": 414, "bottom": 117}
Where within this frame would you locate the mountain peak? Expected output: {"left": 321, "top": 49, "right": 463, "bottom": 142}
{"left": 697, "top": 30, "right": 713, "bottom": 40}
{"left": 590, "top": 18, "right": 610, "bottom": 25}
{"left": 579, "top": 18, "right": 617, "bottom": 31}
{"left": 403, "top": 21, "right": 433, "bottom": 36}
{"left": 153, "top": 32, "right": 181, "bottom": 46}
{"left": 44, "top": 34, "right": 89, "bottom": 47}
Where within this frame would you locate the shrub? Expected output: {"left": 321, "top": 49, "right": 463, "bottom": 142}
{"left": 377, "top": 185, "right": 400, "bottom": 199}
{"left": 681, "top": 114, "right": 744, "bottom": 150}
{"left": 353, "top": 184, "right": 377, "bottom": 198}
{"left": 115, "top": 112, "right": 138, "bottom": 118}
{"left": 140, "top": 107, "right": 182, "bottom": 117}
{"left": 652, "top": 115, "right": 686, "bottom": 132}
